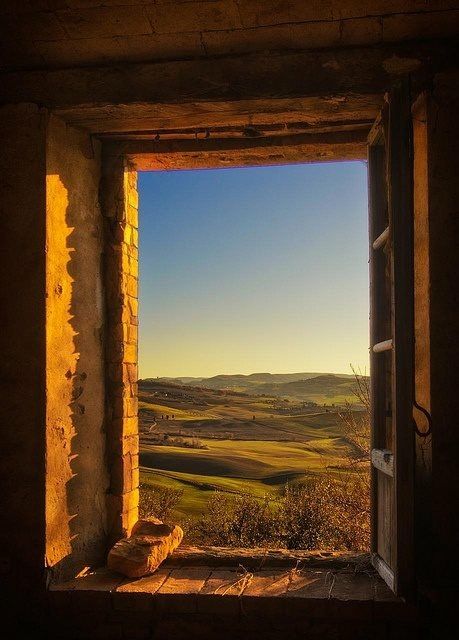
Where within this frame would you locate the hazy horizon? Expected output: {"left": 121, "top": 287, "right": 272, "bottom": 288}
{"left": 141, "top": 368, "right": 360, "bottom": 380}
{"left": 138, "top": 162, "right": 369, "bottom": 378}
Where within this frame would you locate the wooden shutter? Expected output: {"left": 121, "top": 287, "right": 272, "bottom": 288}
{"left": 368, "top": 80, "right": 415, "bottom": 596}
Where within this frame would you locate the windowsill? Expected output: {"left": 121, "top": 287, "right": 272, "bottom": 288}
{"left": 48, "top": 546, "right": 415, "bottom": 623}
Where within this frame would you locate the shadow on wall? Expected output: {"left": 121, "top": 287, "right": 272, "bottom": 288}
{"left": 45, "top": 117, "right": 110, "bottom": 583}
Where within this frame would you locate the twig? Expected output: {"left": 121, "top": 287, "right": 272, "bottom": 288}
{"left": 214, "top": 564, "right": 254, "bottom": 596}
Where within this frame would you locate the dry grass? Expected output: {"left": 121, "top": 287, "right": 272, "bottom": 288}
{"left": 140, "top": 369, "right": 370, "bottom": 551}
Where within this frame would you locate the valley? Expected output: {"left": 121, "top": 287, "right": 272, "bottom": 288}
{"left": 139, "top": 373, "right": 367, "bottom": 522}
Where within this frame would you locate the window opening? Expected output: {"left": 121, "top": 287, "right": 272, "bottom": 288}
{"left": 137, "top": 162, "right": 370, "bottom": 554}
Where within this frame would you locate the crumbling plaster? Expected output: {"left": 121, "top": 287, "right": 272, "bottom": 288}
{"left": 45, "top": 115, "right": 109, "bottom": 583}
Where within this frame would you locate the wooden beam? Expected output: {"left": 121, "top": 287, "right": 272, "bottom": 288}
{"left": 1, "top": 40, "right": 456, "bottom": 112}
{"left": 105, "top": 129, "right": 368, "bottom": 169}
{"left": 98, "top": 120, "right": 372, "bottom": 141}
{"left": 52, "top": 96, "right": 382, "bottom": 135}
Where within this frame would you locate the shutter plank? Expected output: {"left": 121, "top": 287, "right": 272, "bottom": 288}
{"left": 388, "top": 79, "right": 415, "bottom": 597}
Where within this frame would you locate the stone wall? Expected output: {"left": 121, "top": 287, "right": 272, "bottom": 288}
{"left": 101, "top": 151, "right": 139, "bottom": 544}
{"left": 45, "top": 115, "right": 109, "bottom": 583}
{"left": 1, "top": 0, "right": 459, "bottom": 70}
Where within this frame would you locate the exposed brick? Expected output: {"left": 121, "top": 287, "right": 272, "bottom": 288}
{"left": 127, "top": 203, "right": 138, "bottom": 227}
{"left": 128, "top": 244, "right": 139, "bottom": 259}
{"left": 124, "top": 341, "right": 137, "bottom": 364}
{"left": 117, "top": 434, "right": 139, "bottom": 456}
{"left": 129, "top": 259, "right": 139, "bottom": 278}
{"left": 128, "top": 323, "right": 138, "bottom": 344}
{"left": 125, "top": 415, "right": 139, "bottom": 434}
{"left": 124, "top": 273, "right": 138, "bottom": 299}
{"left": 110, "top": 453, "right": 137, "bottom": 495}
{"left": 121, "top": 507, "right": 139, "bottom": 535}
{"left": 112, "top": 396, "right": 138, "bottom": 419}
{"left": 126, "top": 182, "right": 139, "bottom": 208}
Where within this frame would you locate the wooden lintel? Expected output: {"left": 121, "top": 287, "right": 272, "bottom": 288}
{"left": 105, "top": 129, "right": 368, "bottom": 169}
{"left": 109, "top": 129, "right": 368, "bottom": 155}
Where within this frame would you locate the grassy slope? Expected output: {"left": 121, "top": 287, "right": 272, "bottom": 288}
{"left": 139, "top": 377, "right": 360, "bottom": 522}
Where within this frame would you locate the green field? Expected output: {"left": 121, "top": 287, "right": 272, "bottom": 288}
{"left": 139, "top": 375, "right": 365, "bottom": 524}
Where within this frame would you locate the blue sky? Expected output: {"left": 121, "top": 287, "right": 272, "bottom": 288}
{"left": 138, "top": 162, "right": 369, "bottom": 378}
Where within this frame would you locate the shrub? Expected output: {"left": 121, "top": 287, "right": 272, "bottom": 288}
{"left": 139, "top": 483, "right": 183, "bottom": 522}
{"left": 188, "top": 493, "right": 275, "bottom": 547}
{"left": 185, "top": 369, "right": 370, "bottom": 551}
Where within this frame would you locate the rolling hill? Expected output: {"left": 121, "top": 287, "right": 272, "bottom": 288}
{"left": 138, "top": 373, "right": 368, "bottom": 525}
{"left": 142, "top": 371, "right": 363, "bottom": 403}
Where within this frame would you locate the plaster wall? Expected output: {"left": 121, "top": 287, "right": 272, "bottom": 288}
{"left": 45, "top": 115, "right": 109, "bottom": 582}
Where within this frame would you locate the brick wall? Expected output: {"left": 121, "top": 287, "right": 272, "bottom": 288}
{"left": 101, "top": 153, "right": 140, "bottom": 544}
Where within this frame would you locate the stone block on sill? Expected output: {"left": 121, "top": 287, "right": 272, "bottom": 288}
{"left": 107, "top": 518, "right": 183, "bottom": 578}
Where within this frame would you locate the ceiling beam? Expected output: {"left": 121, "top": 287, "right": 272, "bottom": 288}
{"left": 1, "top": 39, "right": 456, "bottom": 111}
